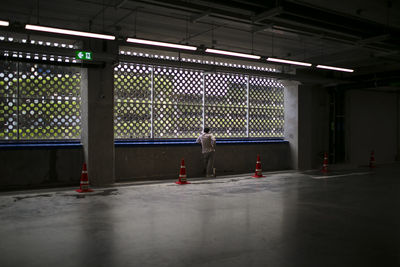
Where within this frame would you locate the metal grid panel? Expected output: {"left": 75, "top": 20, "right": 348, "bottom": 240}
{"left": 204, "top": 73, "right": 247, "bottom": 138}
{"left": 114, "top": 64, "right": 152, "bottom": 102}
{"left": 18, "top": 98, "right": 81, "bottom": 139}
{"left": 205, "top": 73, "right": 247, "bottom": 107}
{"left": 0, "top": 61, "right": 82, "bottom": 140}
{"left": 0, "top": 98, "right": 18, "bottom": 139}
{"left": 249, "top": 107, "right": 284, "bottom": 137}
{"left": 114, "top": 101, "right": 151, "bottom": 139}
{"left": 19, "top": 63, "right": 81, "bottom": 99}
{"left": 114, "top": 63, "right": 152, "bottom": 139}
{"left": 18, "top": 63, "right": 81, "bottom": 140}
{"left": 205, "top": 105, "right": 247, "bottom": 138}
{"left": 153, "top": 66, "right": 203, "bottom": 105}
{"left": 0, "top": 61, "right": 18, "bottom": 98}
{"left": 114, "top": 62, "right": 286, "bottom": 140}
{"left": 249, "top": 76, "right": 284, "bottom": 137}
{"left": 249, "top": 76, "right": 284, "bottom": 107}
{"left": 0, "top": 61, "right": 18, "bottom": 139}
{"left": 153, "top": 103, "right": 202, "bottom": 138}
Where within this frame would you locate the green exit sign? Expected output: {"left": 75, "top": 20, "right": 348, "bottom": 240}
{"left": 75, "top": 51, "right": 92, "bottom": 60}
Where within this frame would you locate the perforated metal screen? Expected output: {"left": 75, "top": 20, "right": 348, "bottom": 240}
{"left": 114, "top": 62, "right": 284, "bottom": 139}
{"left": 249, "top": 77, "right": 284, "bottom": 138}
{"left": 0, "top": 60, "right": 82, "bottom": 140}
{"left": 153, "top": 67, "right": 203, "bottom": 138}
{"left": 204, "top": 73, "right": 247, "bottom": 137}
{"left": 114, "top": 64, "right": 152, "bottom": 139}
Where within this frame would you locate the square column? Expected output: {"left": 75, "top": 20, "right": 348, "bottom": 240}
{"left": 283, "top": 81, "right": 300, "bottom": 169}
{"left": 397, "top": 92, "right": 400, "bottom": 161}
{"left": 81, "top": 40, "right": 117, "bottom": 186}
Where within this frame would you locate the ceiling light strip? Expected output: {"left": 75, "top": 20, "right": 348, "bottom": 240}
{"left": 126, "top": 38, "right": 197, "bottom": 51}
{"left": 267, "top": 57, "right": 312, "bottom": 67}
{"left": 0, "top": 20, "right": 9, "bottom": 27}
{"left": 205, "top": 48, "right": 261, "bottom": 59}
{"left": 316, "top": 65, "right": 354, "bottom": 72}
{"left": 25, "top": 24, "right": 115, "bottom": 40}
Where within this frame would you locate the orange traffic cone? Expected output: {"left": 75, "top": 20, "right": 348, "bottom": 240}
{"left": 176, "top": 159, "right": 190, "bottom": 185}
{"left": 369, "top": 150, "right": 376, "bottom": 168}
{"left": 252, "top": 155, "right": 264, "bottom": 178}
{"left": 76, "top": 163, "right": 93, "bottom": 193}
{"left": 322, "top": 152, "right": 328, "bottom": 174}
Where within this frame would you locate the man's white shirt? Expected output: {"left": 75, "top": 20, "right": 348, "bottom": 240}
{"left": 196, "top": 133, "right": 216, "bottom": 153}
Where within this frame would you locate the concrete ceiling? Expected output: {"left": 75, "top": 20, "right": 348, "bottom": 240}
{"left": 0, "top": 0, "right": 399, "bottom": 89}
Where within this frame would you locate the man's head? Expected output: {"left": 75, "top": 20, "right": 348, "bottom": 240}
{"left": 204, "top": 127, "right": 210, "bottom": 133}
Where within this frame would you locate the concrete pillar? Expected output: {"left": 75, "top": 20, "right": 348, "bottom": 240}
{"left": 81, "top": 40, "right": 117, "bottom": 186}
{"left": 397, "top": 92, "right": 400, "bottom": 161}
{"left": 297, "top": 83, "right": 313, "bottom": 170}
{"left": 283, "top": 81, "right": 300, "bottom": 169}
{"left": 296, "top": 84, "right": 330, "bottom": 170}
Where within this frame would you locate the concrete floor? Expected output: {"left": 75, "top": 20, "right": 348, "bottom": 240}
{"left": 1, "top": 164, "right": 400, "bottom": 267}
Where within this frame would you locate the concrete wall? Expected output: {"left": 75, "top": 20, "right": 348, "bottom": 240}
{"left": 347, "top": 90, "right": 399, "bottom": 166}
{"left": 0, "top": 147, "right": 83, "bottom": 189}
{"left": 0, "top": 142, "right": 290, "bottom": 189}
{"left": 115, "top": 142, "right": 291, "bottom": 181}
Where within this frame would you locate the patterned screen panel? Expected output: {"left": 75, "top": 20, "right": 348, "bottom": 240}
{"left": 153, "top": 67, "right": 203, "bottom": 105}
{"left": 114, "top": 63, "right": 285, "bottom": 139}
{"left": 153, "top": 103, "right": 203, "bottom": 138}
{"left": 204, "top": 73, "right": 247, "bottom": 106}
{"left": 0, "top": 98, "right": 18, "bottom": 139}
{"left": 204, "top": 73, "right": 247, "bottom": 138}
{"left": 205, "top": 105, "right": 247, "bottom": 138}
{"left": 0, "top": 61, "right": 82, "bottom": 140}
{"left": 0, "top": 61, "right": 18, "bottom": 139}
{"left": 114, "top": 63, "right": 152, "bottom": 139}
{"left": 153, "top": 66, "right": 203, "bottom": 138}
{"left": 249, "top": 76, "right": 284, "bottom": 137}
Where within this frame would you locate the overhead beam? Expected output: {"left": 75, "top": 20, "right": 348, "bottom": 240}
{"left": 115, "top": 0, "right": 129, "bottom": 8}
{"left": 357, "top": 34, "right": 391, "bottom": 45}
{"left": 190, "top": 10, "right": 211, "bottom": 23}
{"left": 252, "top": 6, "right": 283, "bottom": 23}
{"left": 112, "top": 8, "right": 139, "bottom": 27}
{"left": 252, "top": 23, "right": 273, "bottom": 33}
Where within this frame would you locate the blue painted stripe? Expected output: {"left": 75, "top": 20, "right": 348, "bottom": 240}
{"left": 115, "top": 139, "right": 287, "bottom": 146}
{"left": 0, "top": 142, "right": 82, "bottom": 149}
{"left": 0, "top": 139, "right": 287, "bottom": 148}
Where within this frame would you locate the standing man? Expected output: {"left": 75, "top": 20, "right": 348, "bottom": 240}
{"left": 196, "top": 127, "right": 216, "bottom": 177}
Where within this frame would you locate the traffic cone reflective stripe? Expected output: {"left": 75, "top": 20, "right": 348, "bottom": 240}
{"left": 322, "top": 152, "right": 328, "bottom": 173}
{"left": 369, "top": 151, "right": 376, "bottom": 168}
{"left": 76, "top": 163, "right": 93, "bottom": 193}
{"left": 176, "top": 159, "right": 190, "bottom": 185}
{"left": 252, "top": 155, "right": 264, "bottom": 178}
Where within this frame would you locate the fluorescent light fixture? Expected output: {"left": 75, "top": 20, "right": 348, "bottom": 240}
{"left": 0, "top": 20, "right": 9, "bottom": 27}
{"left": 316, "top": 64, "right": 354, "bottom": 73}
{"left": 25, "top": 24, "right": 115, "bottom": 40}
{"left": 126, "top": 38, "right": 197, "bottom": 51}
{"left": 205, "top": 48, "right": 261, "bottom": 60}
{"left": 267, "top": 57, "right": 312, "bottom": 67}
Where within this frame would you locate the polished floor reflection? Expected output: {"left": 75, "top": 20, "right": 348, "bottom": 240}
{"left": 1, "top": 164, "right": 400, "bottom": 267}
